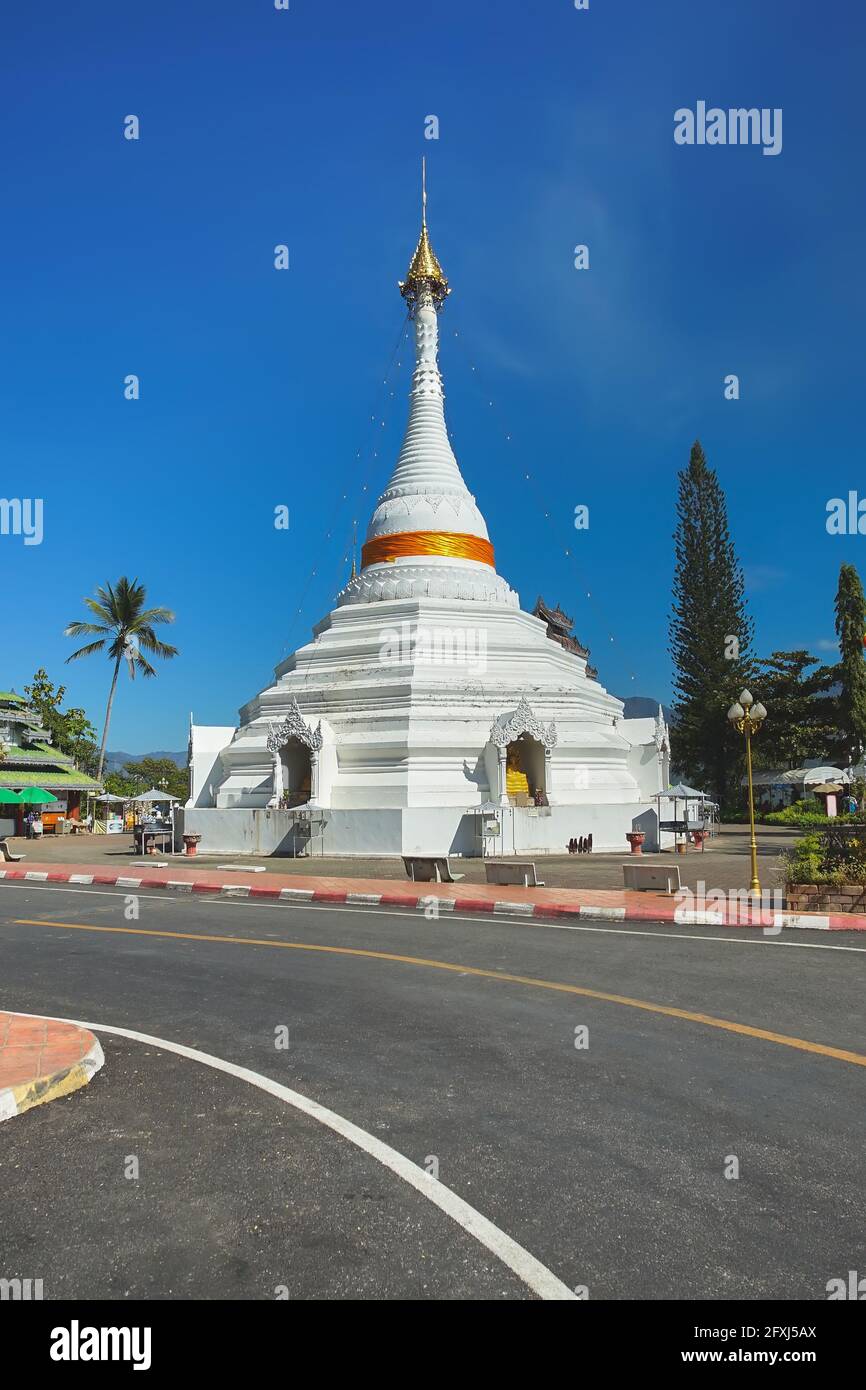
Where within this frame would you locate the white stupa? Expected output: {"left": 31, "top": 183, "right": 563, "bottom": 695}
{"left": 186, "top": 174, "right": 669, "bottom": 856}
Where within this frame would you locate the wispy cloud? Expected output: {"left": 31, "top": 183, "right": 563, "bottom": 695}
{"left": 743, "top": 564, "right": 789, "bottom": 593}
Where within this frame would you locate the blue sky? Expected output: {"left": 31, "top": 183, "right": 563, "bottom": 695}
{"left": 2, "top": 0, "right": 865, "bottom": 750}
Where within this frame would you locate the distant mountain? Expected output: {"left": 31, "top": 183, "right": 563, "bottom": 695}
{"left": 105, "top": 750, "right": 186, "bottom": 772}
{"left": 616, "top": 696, "right": 674, "bottom": 723}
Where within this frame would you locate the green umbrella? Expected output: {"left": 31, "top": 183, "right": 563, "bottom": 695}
{"left": 0, "top": 788, "right": 22, "bottom": 803}
{"left": 16, "top": 787, "right": 58, "bottom": 804}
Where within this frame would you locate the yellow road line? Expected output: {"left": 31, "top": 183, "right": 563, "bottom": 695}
{"left": 11, "top": 916, "right": 866, "bottom": 1069}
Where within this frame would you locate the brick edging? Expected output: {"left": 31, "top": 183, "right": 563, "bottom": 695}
{"left": 3, "top": 865, "right": 865, "bottom": 931}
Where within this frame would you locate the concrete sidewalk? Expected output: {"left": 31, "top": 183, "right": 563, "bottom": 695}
{"left": 2, "top": 859, "right": 864, "bottom": 931}
{"left": 0, "top": 1011, "right": 104, "bottom": 1123}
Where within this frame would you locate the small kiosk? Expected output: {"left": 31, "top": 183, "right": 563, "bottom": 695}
{"left": 133, "top": 788, "right": 181, "bottom": 855}
{"left": 654, "top": 783, "right": 717, "bottom": 852}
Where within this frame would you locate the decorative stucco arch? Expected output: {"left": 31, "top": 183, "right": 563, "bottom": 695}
{"left": 489, "top": 697, "right": 557, "bottom": 807}
{"left": 266, "top": 699, "right": 325, "bottom": 808}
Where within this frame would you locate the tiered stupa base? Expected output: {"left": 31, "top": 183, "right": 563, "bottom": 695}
{"left": 184, "top": 596, "right": 665, "bottom": 856}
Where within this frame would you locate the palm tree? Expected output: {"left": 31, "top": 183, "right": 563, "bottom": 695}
{"left": 65, "top": 577, "right": 178, "bottom": 783}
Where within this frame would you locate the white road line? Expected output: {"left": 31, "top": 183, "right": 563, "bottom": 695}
{"left": 10, "top": 1009, "right": 576, "bottom": 1302}
{"left": 0, "top": 884, "right": 176, "bottom": 902}
{"left": 3, "top": 879, "right": 865, "bottom": 951}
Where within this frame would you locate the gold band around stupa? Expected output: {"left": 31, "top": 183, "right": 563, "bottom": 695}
{"left": 362, "top": 530, "right": 495, "bottom": 569}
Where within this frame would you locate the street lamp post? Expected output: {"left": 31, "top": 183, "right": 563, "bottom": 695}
{"left": 727, "top": 689, "right": 768, "bottom": 894}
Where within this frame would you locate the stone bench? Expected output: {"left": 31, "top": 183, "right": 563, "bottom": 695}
{"left": 0, "top": 838, "right": 25, "bottom": 863}
{"left": 621, "top": 861, "right": 681, "bottom": 893}
{"left": 402, "top": 856, "right": 464, "bottom": 884}
{"left": 485, "top": 860, "right": 546, "bottom": 888}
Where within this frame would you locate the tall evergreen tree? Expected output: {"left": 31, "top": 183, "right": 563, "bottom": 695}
{"left": 751, "top": 651, "right": 835, "bottom": 768}
{"left": 669, "top": 441, "right": 754, "bottom": 807}
{"left": 834, "top": 563, "right": 866, "bottom": 765}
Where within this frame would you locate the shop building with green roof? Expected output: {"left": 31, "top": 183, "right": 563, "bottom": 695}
{"left": 0, "top": 689, "right": 102, "bottom": 835}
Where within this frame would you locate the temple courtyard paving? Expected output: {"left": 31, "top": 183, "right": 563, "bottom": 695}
{"left": 3, "top": 822, "right": 798, "bottom": 893}
{"left": 0, "top": 864, "right": 864, "bottom": 1300}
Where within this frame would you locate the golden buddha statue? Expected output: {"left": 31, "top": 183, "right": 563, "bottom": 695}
{"left": 505, "top": 742, "right": 530, "bottom": 801}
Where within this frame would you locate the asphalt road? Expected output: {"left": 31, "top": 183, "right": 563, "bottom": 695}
{"left": 1, "top": 880, "right": 864, "bottom": 1300}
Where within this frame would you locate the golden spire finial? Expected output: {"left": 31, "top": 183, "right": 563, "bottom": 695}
{"left": 399, "top": 158, "right": 450, "bottom": 312}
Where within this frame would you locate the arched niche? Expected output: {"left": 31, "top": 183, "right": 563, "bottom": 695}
{"left": 505, "top": 733, "right": 546, "bottom": 805}
{"left": 280, "top": 737, "right": 312, "bottom": 808}
{"left": 489, "top": 697, "right": 557, "bottom": 808}
{"left": 266, "top": 699, "right": 324, "bottom": 809}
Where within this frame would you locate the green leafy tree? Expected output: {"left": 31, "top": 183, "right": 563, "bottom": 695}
{"left": 104, "top": 757, "right": 186, "bottom": 804}
{"left": 833, "top": 563, "right": 866, "bottom": 765}
{"left": 64, "top": 578, "right": 178, "bottom": 784}
{"left": 23, "top": 668, "right": 99, "bottom": 770}
{"left": 104, "top": 766, "right": 147, "bottom": 800}
{"left": 24, "top": 668, "right": 68, "bottom": 743}
{"left": 68, "top": 732, "right": 101, "bottom": 778}
{"left": 669, "top": 441, "right": 754, "bottom": 808}
{"left": 126, "top": 757, "right": 187, "bottom": 803}
{"left": 751, "top": 651, "right": 836, "bottom": 768}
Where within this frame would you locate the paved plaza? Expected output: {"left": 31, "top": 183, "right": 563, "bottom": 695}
{"left": 5, "top": 823, "right": 798, "bottom": 893}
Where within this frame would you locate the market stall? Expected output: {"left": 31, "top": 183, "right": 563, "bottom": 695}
{"left": 132, "top": 788, "right": 180, "bottom": 855}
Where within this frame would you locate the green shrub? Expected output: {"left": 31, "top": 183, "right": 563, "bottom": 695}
{"left": 762, "top": 799, "right": 829, "bottom": 827}
{"left": 761, "top": 799, "right": 866, "bottom": 828}
{"left": 784, "top": 829, "right": 866, "bottom": 884}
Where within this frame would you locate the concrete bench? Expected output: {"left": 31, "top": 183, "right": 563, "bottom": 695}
{"left": 0, "top": 838, "right": 25, "bottom": 863}
{"left": 402, "top": 856, "right": 464, "bottom": 884}
{"left": 622, "top": 861, "right": 681, "bottom": 894}
{"left": 485, "top": 860, "right": 546, "bottom": 888}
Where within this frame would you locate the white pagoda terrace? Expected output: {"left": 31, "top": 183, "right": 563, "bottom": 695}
{"left": 185, "top": 184, "right": 671, "bottom": 857}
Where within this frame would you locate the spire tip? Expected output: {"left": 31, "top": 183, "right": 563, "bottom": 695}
{"left": 399, "top": 159, "right": 449, "bottom": 311}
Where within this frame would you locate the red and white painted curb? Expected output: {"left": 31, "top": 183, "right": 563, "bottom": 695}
{"left": 2, "top": 864, "right": 864, "bottom": 931}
